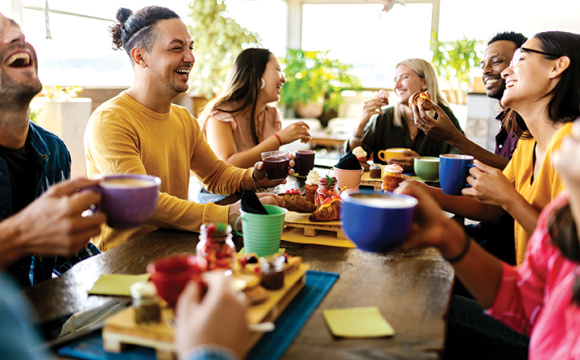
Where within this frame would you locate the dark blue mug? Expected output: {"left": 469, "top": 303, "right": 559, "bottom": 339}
{"left": 439, "top": 154, "right": 475, "bottom": 196}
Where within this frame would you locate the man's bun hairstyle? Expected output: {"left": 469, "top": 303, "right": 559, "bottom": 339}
{"left": 108, "top": 6, "right": 180, "bottom": 65}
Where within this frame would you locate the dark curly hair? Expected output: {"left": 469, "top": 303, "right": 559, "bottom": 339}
{"left": 488, "top": 31, "right": 527, "bottom": 48}
{"left": 109, "top": 6, "right": 180, "bottom": 66}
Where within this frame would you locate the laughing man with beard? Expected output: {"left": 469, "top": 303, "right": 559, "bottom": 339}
{"left": 84, "top": 6, "right": 287, "bottom": 251}
{"left": 0, "top": 12, "right": 104, "bottom": 288}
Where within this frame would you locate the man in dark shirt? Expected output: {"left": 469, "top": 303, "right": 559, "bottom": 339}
{"left": 412, "top": 32, "right": 527, "bottom": 266}
{"left": 0, "top": 12, "right": 106, "bottom": 287}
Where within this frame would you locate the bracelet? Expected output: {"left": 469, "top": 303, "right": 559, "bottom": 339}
{"left": 352, "top": 129, "right": 364, "bottom": 142}
{"left": 445, "top": 232, "right": 472, "bottom": 264}
{"left": 273, "top": 133, "right": 282, "bottom": 146}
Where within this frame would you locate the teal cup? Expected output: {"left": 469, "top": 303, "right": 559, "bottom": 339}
{"left": 414, "top": 156, "right": 440, "bottom": 181}
{"left": 235, "top": 205, "right": 288, "bottom": 256}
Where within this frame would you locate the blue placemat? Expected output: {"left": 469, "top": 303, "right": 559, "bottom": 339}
{"left": 57, "top": 270, "right": 339, "bottom": 360}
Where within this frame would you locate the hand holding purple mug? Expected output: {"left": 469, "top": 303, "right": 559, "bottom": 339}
{"left": 253, "top": 153, "right": 295, "bottom": 189}
{"left": 86, "top": 174, "right": 161, "bottom": 229}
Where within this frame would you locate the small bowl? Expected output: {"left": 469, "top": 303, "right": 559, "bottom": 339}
{"left": 340, "top": 190, "right": 417, "bottom": 252}
{"left": 147, "top": 255, "right": 206, "bottom": 307}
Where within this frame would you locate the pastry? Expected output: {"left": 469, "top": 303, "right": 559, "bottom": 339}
{"left": 304, "top": 170, "right": 320, "bottom": 203}
{"left": 352, "top": 146, "right": 370, "bottom": 171}
{"left": 409, "top": 91, "right": 434, "bottom": 111}
{"left": 278, "top": 191, "right": 317, "bottom": 213}
{"left": 309, "top": 199, "right": 341, "bottom": 222}
{"left": 382, "top": 164, "right": 404, "bottom": 192}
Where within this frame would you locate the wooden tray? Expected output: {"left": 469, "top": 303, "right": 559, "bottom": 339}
{"left": 284, "top": 211, "right": 345, "bottom": 239}
{"left": 102, "top": 263, "right": 310, "bottom": 360}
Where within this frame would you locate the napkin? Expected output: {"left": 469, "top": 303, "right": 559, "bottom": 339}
{"left": 323, "top": 306, "right": 395, "bottom": 338}
{"left": 335, "top": 151, "right": 362, "bottom": 170}
{"left": 241, "top": 190, "right": 268, "bottom": 215}
{"left": 88, "top": 274, "right": 150, "bottom": 296}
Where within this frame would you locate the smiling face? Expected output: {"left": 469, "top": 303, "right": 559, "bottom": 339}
{"left": 0, "top": 12, "right": 42, "bottom": 106}
{"left": 394, "top": 64, "right": 427, "bottom": 105}
{"left": 142, "top": 18, "right": 195, "bottom": 96}
{"left": 500, "top": 37, "right": 559, "bottom": 112}
{"left": 480, "top": 40, "right": 517, "bottom": 100}
{"left": 258, "top": 54, "right": 286, "bottom": 103}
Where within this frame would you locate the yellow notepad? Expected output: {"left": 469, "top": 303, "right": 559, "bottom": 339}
{"left": 88, "top": 274, "right": 150, "bottom": 296}
{"left": 323, "top": 306, "right": 395, "bottom": 338}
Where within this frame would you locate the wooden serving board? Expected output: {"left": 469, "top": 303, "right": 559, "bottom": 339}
{"left": 102, "top": 263, "right": 310, "bottom": 360}
{"left": 284, "top": 211, "right": 345, "bottom": 240}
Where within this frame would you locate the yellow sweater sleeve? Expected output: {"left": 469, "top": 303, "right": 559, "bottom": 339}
{"left": 84, "top": 96, "right": 254, "bottom": 250}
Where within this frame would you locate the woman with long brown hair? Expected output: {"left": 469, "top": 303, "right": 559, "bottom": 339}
{"left": 199, "top": 48, "right": 311, "bottom": 168}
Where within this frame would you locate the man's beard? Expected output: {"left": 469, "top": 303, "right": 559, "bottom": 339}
{"left": 0, "top": 68, "right": 42, "bottom": 111}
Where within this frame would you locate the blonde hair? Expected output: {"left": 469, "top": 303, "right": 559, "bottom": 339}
{"left": 393, "top": 58, "right": 449, "bottom": 127}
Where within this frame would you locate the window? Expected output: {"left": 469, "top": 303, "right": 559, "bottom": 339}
{"left": 301, "top": 3, "right": 433, "bottom": 88}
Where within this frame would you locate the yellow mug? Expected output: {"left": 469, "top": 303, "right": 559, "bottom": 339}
{"left": 377, "top": 148, "right": 411, "bottom": 163}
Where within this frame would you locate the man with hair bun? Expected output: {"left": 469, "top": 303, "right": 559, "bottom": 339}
{"left": 85, "top": 6, "right": 289, "bottom": 251}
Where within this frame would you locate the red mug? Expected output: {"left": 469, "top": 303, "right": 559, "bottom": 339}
{"left": 147, "top": 255, "right": 207, "bottom": 307}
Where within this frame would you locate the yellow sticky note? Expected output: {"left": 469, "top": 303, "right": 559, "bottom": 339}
{"left": 88, "top": 274, "right": 150, "bottom": 296}
{"left": 323, "top": 306, "right": 395, "bottom": 338}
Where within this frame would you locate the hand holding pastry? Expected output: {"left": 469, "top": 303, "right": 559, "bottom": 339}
{"left": 411, "top": 101, "right": 462, "bottom": 143}
{"left": 409, "top": 91, "right": 434, "bottom": 111}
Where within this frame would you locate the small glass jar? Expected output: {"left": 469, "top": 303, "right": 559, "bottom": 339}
{"left": 369, "top": 164, "right": 382, "bottom": 179}
{"left": 197, "top": 223, "right": 236, "bottom": 271}
{"left": 315, "top": 176, "right": 338, "bottom": 207}
{"left": 260, "top": 255, "right": 285, "bottom": 290}
{"left": 130, "top": 281, "right": 161, "bottom": 325}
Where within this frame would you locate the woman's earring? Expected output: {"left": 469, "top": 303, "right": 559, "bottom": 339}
{"left": 261, "top": 79, "right": 265, "bottom": 89}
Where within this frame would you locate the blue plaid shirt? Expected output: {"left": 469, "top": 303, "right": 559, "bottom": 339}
{"left": 2, "top": 121, "right": 100, "bottom": 288}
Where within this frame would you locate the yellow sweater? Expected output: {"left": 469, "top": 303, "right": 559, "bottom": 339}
{"left": 84, "top": 92, "right": 254, "bottom": 251}
{"left": 502, "top": 122, "right": 571, "bottom": 266}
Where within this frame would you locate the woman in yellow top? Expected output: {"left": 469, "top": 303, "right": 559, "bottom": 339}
{"left": 413, "top": 31, "right": 580, "bottom": 265}
{"left": 199, "top": 48, "right": 312, "bottom": 168}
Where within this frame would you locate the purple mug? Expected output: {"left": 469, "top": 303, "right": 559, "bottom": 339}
{"left": 89, "top": 174, "right": 161, "bottom": 229}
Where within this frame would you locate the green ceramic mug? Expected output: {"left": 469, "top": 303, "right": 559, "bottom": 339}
{"left": 235, "top": 205, "right": 288, "bottom": 257}
{"left": 413, "top": 156, "right": 440, "bottom": 181}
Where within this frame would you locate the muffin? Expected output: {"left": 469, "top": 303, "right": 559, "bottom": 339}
{"left": 381, "top": 164, "right": 404, "bottom": 192}
{"left": 353, "top": 146, "right": 370, "bottom": 171}
{"left": 304, "top": 170, "right": 320, "bottom": 203}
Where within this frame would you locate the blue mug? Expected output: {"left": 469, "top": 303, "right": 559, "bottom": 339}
{"left": 439, "top": 155, "right": 475, "bottom": 196}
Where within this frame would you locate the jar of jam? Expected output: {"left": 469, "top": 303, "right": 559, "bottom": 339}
{"left": 260, "top": 255, "right": 285, "bottom": 290}
{"left": 196, "top": 223, "right": 235, "bottom": 271}
{"left": 130, "top": 281, "right": 161, "bottom": 325}
{"left": 315, "top": 175, "right": 338, "bottom": 207}
{"left": 369, "top": 163, "right": 382, "bottom": 179}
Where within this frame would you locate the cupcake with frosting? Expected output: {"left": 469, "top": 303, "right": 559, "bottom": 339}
{"left": 304, "top": 170, "right": 320, "bottom": 203}
{"left": 381, "top": 164, "right": 404, "bottom": 192}
{"left": 352, "top": 146, "right": 370, "bottom": 171}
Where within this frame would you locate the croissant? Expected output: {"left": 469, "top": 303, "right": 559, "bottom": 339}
{"left": 409, "top": 91, "right": 434, "bottom": 111}
{"left": 279, "top": 194, "right": 318, "bottom": 213}
{"left": 309, "top": 200, "right": 341, "bottom": 222}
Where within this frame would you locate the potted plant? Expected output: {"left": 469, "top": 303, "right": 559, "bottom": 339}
{"left": 431, "top": 32, "right": 482, "bottom": 104}
{"left": 279, "top": 49, "right": 361, "bottom": 119}
{"left": 187, "top": 0, "right": 259, "bottom": 113}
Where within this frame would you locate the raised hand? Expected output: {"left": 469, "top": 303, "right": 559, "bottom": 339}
{"left": 411, "top": 102, "right": 461, "bottom": 143}
{"left": 277, "top": 121, "right": 312, "bottom": 145}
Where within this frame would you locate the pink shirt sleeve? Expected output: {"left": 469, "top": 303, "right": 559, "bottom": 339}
{"left": 485, "top": 197, "right": 562, "bottom": 336}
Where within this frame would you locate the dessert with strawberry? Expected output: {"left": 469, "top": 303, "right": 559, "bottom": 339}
{"left": 352, "top": 146, "right": 370, "bottom": 171}
{"left": 381, "top": 164, "right": 404, "bottom": 192}
{"left": 315, "top": 175, "right": 338, "bottom": 207}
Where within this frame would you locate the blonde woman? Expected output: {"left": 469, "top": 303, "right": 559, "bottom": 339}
{"left": 347, "top": 58, "right": 463, "bottom": 171}
{"left": 199, "top": 48, "right": 311, "bottom": 168}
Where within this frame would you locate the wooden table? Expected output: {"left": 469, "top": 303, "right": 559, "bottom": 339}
{"left": 24, "top": 228, "right": 454, "bottom": 360}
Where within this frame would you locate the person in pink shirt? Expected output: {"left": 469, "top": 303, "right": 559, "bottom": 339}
{"left": 397, "top": 116, "right": 580, "bottom": 359}
{"left": 199, "top": 48, "right": 311, "bottom": 168}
